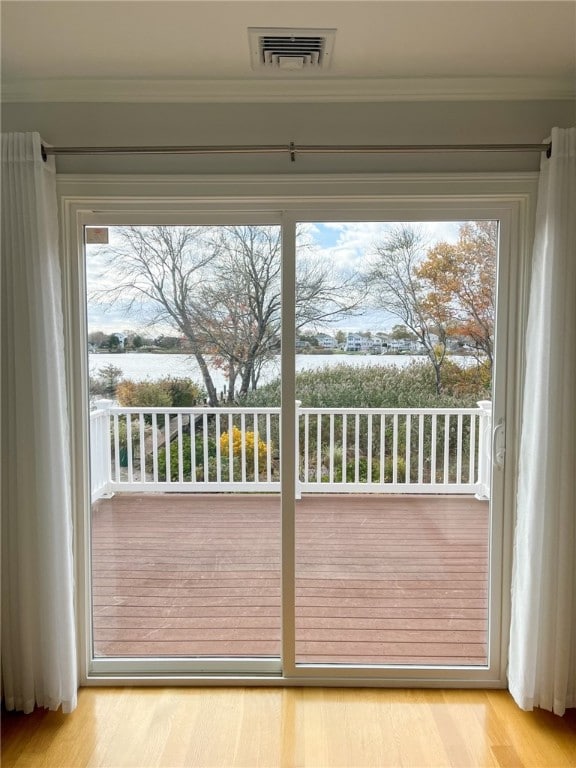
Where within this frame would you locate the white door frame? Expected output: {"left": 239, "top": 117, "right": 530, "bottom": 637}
{"left": 58, "top": 171, "right": 537, "bottom": 686}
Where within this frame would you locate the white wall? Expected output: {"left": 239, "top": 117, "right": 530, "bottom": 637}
{"left": 2, "top": 100, "right": 574, "bottom": 174}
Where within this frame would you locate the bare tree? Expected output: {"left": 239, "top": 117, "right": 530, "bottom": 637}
{"left": 367, "top": 225, "right": 450, "bottom": 393}
{"left": 91, "top": 225, "right": 221, "bottom": 405}
{"left": 200, "top": 226, "right": 282, "bottom": 400}
{"left": 199, "top": 225, "right": 363, "bottom": 399}
{"left": 92, "top": 224, "right": 364, "bottom": 404}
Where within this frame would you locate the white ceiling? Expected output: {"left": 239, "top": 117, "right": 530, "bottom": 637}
{"left": 2, "top": 0, "right": 575, "bottom": 102}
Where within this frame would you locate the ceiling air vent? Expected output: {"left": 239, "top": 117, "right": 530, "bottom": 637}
{"left": 248, "top": 28, "right": 336, "bottom": 71}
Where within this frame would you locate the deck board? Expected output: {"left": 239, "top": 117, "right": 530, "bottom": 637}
{"left": 91, "top": 493, "right": 489, "bottom": 665}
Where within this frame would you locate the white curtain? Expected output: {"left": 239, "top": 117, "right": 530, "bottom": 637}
{"left": 1, "top": 133, "right": 77, "bottom": 713}
{"left": 509, "top": 127, "right": 576, "bottom": 716}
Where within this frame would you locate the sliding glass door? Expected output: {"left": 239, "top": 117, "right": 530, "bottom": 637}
{"left": 77, "top": 201, "right": 515, "bottom": 683}
{"left": 291, "top": 219, "right": 497, "bottom": 670}
{"left": 84, "top": 219, "right": 283, "bottom": 673}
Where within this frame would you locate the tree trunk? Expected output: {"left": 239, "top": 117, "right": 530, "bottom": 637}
{"left": 194, "top": 353, "right": 219, "bottom": 406}
{"left": 424, "top": 347, "right": 443, "bottom": 395}
{"left": 433, "top": 362, "right": 443, "bottom": 395}
{"left": 239, "top": 354, "right": 257, "bottom": 398}
{"left": 227, "top": 368, "right": 236, "bottom": 402}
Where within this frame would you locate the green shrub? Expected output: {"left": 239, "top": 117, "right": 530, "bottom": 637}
{"left": 441, "top": 359, "right": 491, "bottom": 399}
{"left": 91, "top": 363, "right": 123, "bottom": 398}
{"left": 116, "top": 377, "right": 205, "bottom": 408}
{"left": 157, "top": 430, "right": 275, "bottom": 483}
{"left": 116, "top": 380, "right": 172, "bottom": 408}
{"left": 241, "top": 360, "right": 489, "bottom": 410}
{"left": 157, "top": 433, "right": 217, "bottom": 481}
{"left": 328, "top": 456, "right": 406, "bottom": 483}
{"left": 110, "top": 414, "right": 150, "bottom": 468}
{"left": 161, "top": 377, "right": 205, "bottom": 407}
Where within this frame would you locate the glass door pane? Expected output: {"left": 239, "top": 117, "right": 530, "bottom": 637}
{"left": 294, "top": 220, "right": 496, "bottom": 667}
{"left": 85, "top": 224, "right": 282, "bottom": 664}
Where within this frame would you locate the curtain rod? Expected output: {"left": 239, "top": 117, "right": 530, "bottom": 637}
{"left": 41, "top": 141, "right": 552, "bottom": 162}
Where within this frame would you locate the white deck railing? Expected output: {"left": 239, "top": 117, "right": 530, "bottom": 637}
{"left": 90, "top": 400, "right": 492, "bottom": 501}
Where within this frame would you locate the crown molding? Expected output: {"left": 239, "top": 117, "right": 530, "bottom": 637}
{"left": 56, "top": 171, "right": 540, "bottom": 186}
{"left": 3, "top": 76, "right": 575, "bottom": 103}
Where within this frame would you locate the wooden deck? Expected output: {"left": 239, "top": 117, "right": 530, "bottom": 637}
{"left": 92, "top": 493, "right": 489, "bottom": 666}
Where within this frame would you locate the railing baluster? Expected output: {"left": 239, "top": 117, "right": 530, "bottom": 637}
{"left": 177, "top": 413, "right": 184, "bottom": 483}
{"left": 165, "top": 413, "right": 171, "bottom": 485}
{"left": 329, "top": 414, "right": 335, "bottom": 484}
{"left": 443, "top": 414, "right": 450, "bottom": 483}
{"left": 215, "top": 413, "right": 222, "bottom": 484}
{"left": 295, "top": 401, "right": 301, "bottom": 494}
{"left": 190, "top": 413, "right": 197, "bottom": 483}
{"left": 342, "top": 414, "right": 347, "bottom": 484}
{"left": 127, "top": 414, "right": 133, "bottom": 484}
{"left": 316, "top": 414, "right": 322, "bottom": 484}
{"left": 106, "top": 412, "right": 112, "bottom": 491}
{"left": 456, "top": 413, "right": 463, "bottom": 484}
{"left": 240, "top": 412, "right": 247, "bottom": 484}
{"left": 202, "top": 413, "right": 209, "bottom": 482}
{"left": 253, "top": 413, "right": 259, "bottom": 482}
{"left": 431, "top": 413, "right": 437, "bottom": 485}
{"left": 266, "top": 412, "right": 272, "bottom": 482}
{"left": 418, "top": 414, "right": 424, "bottom": 484}
{"left": 469, "top": 413, "right": 476, "bottom": 484}
{"left": 304, "top": 413, "right": 309, "bottom": 483}
{"left": 139, "top": 413, "right": 145, "bottom": 483}
{"left": 152, "top": 413, "right": 158, "bottom": 483}
{"left": 228, "top": 413, "right": 233, "bottom": 483}
{"left": 405, "top": 414, "right": 411, "bottom": 484}
{"left": 354, "top": 413, "right": 360, "bottom": 483}
{"left": 380, "top": 414, "right": 385, "bottom": 485}
{"left": 392, "top": 413, "right": 399, "bottom": 484}
{"left": 113, "top": 413, "right": 120, "bottom": 483}
{"left": 367, "top": 414, "right": 373, "bottom": 483}
{"left": 103, "top": 414, "right": 108, "bottom": 488}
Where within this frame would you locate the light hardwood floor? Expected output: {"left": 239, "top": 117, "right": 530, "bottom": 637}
{"left": 2, "top": 688, "right": 575, "bottom": 767}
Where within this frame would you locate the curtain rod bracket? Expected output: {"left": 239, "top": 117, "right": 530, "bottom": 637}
{"left": 289, "top": 142, "right": 296, "bottom": 162}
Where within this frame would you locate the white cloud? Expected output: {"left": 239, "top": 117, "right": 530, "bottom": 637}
{"left": 300, "top": 220, "right": 462, "bottom": 271}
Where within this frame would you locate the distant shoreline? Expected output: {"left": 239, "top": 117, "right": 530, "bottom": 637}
{"left": 89, "top": 348, "right": 470, "bottom": 358}
{"left": 89, "top": 351, "right": 479, "bottom": 390}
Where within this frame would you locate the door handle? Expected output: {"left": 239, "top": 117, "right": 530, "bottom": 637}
{"left": 492, "top": 419, "right": 505, "bottom": 469}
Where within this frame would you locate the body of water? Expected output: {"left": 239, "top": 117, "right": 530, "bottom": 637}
{"left": 89, "top": 352, "right": 472, "bottom": 393}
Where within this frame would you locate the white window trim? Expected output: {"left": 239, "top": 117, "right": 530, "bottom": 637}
{"left": 58, "top": 172, "right": 538, "bottom": 687}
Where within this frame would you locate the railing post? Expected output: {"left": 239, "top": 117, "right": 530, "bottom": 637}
{"left": 475, "top": 400, "right": 492, "bottom": 500}
{"left": 295, "top": 400, "right": 302, "bottom": 500}
{"left": 91, "top": 399, "right": 114, "bottom": 500}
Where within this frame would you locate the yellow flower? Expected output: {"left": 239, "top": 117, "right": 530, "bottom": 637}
{"left": 220, "top": 425, "right": 268, "bottom": 471}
